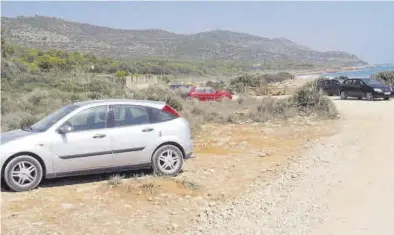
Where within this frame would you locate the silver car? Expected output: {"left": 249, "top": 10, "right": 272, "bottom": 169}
{"left": 0, "top": 99, "right": 193, "bottom": 192}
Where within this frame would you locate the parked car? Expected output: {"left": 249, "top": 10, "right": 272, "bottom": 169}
{"left": 0, "top": 99, "right": 193, "bottom": 192}
{"left": 339, "top": 78, "right": 392, "bottom": 101}
{"left": 186, "top": 86, "right": 232, "bottom": 101}
{"left": 169, "top": 84, "right": 192, "bottom": 90}
{"left": 317, "top": 79, "right": 342, "bottom": 96}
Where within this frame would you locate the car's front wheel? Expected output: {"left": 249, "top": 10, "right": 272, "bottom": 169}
{"left": 152, "top": 145, "right": 184, "bottom": 176}
{"left": 366, "top": 92, "right": 374, "bottom": 101}
{"left": 384, "top": 97, "right": 390, "bottom": 101}
{"left": 3, "top": 155, "right": 43, "bottom": 192}
{"left": 340, "top": 91, "right": 348, "bottom": 100}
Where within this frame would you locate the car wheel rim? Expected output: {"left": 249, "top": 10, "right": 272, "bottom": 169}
{"left": 11, "top": 161, "right": 37, "bottom": 187}
{"left": 341, "top": 92, "right": 346, "bottom": 99}
{"left": 158, "top": 149, "right": 181, "bottom": 174}
{"left": 366, "top": 93, "right": 373, "bottom": 100}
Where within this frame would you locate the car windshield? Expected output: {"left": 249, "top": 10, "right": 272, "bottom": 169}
{"left": 361, "top": 79, "right": 383, "bottom": 86}
{"left": 27, "top": 104, "right": 80, "bottom": 132}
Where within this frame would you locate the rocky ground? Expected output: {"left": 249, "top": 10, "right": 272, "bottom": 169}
{"left": 2, "top": 97, "right": 393, "bottom": 235}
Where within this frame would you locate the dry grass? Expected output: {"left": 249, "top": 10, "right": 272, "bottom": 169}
{"left": 1, "top": 73, "right": 338, "bottom": 134}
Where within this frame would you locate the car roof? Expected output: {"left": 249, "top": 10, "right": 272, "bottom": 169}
{"left": 73, "top": 99, "right": 166, "bottom": 109}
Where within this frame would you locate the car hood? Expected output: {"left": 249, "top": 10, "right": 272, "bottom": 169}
{"left": 0, "top": 129, "right": 40, "bottom": 145}
{"left": 369, "top": 84, "right": 391, "bottom": 89}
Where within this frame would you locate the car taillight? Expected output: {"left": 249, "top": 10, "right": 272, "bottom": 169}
{"left": 162, "top": 104, "right": 181, "bottom": 117}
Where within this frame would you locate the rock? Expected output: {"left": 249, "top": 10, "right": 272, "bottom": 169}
{"left": 171, "top": 223, "right": 179, "bottom": 229}
{"left": 147, "top": 197, "right": 153, "bottom": 201}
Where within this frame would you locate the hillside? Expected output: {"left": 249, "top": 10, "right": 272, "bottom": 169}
{"left": 1, "top": 15, "right": 367, "bottom": 69}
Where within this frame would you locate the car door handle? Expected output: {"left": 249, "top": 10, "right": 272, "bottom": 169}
{"left": 142, "top": 127, "right": 154, "bottom": 132}
{"left": 93, "top": 134, "right": 106, "bottom": 138}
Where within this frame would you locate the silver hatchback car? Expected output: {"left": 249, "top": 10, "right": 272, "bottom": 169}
{"left": 0, "top": 99, "right": 193, "bottom": 192}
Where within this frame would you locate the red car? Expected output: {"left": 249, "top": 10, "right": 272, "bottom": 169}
{"left": 186, "top": 86, "right": 233, "bottom": 101}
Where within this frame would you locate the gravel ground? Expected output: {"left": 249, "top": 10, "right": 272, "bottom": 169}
{"left": 182, "top": 97, "right": 394, "bottom": 235}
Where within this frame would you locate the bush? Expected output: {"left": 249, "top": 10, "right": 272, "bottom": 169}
{"left": 229, "top": 72, "right": 294, "bottom": 94}
{"left": 289, "top": 80, "right": 338, "bottom": 118}
{"left": 371, "top": 71, "right": 394, "bottom": 87}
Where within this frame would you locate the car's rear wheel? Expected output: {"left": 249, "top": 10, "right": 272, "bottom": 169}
{"left": 3, "top": 155, "right": 43, "bottom": 192}
{"left": 366, "top": 92, "right": 374, "bottom": 101}
{"left": 340, "top": 91, "right": 348, "bottom": 100}
{"left": 384, "top": 97, "right": 390, "bottom": 101}
{"left": 152, "top": 145, "right": 184, "bottom": 176}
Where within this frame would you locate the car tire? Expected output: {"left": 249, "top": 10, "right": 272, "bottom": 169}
{"left": 152, "top": 145, "right": 184, "bottom": 177}
{"left": 358, "top": 97, "right": 362, "bottom": 100}
{"left": 366, "top": 92, "right": 374, "bottom": 101}
{"left": 384, "top": 97, "right": 390, "bottom": 101}
{"left": 340, "top": 91, "right": 348, "bottom": 100}
{"left": 3, "top": 155, "right": 43, "bottom": 192}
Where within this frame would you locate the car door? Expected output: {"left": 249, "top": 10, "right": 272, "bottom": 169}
{"left": 332, "top": 80, "right": 341, "bottom": 95}
{"left": 50, "top": 105, "right": 113, "bottom": 174}
{"left": 343, "top": 79, "right": 354, "bottom": 96}
{"left": 190, "top": 87, "right": 205, "bottom": 100}
{"left": 352, "top": 79, "right": 364, "bottom": 97}
{"left": 107, "top": 104, "right": 158, "bottom": 166}
{"left": 205, "top": 87, "right": 217, "bottom": 100}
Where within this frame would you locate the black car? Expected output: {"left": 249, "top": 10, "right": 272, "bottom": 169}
{"left": 339, "top": 78, "right": 392, "bottom": 101}
{"left": 317, "top": 79, "right": 342, "bottom": 96}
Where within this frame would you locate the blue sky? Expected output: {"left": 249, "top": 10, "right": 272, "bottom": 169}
{"left": 2, "top": 1, "right": 394, "bottom": 64}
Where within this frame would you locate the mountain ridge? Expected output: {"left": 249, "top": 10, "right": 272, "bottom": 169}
{"left": 1, "top": 15, "right": 367, "bottom": 69}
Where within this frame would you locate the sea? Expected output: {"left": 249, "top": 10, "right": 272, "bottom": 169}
{"left": 321, "top": 64, "right": 394, "bottom": 78}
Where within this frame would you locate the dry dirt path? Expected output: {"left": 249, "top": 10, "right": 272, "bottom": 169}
{"left": 184, "top": 97, "right": 394, "bottom": 235}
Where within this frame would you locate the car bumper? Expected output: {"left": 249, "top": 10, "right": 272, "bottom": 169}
{"left": 182, "top": 138, "right": 194, "bottom": 159}
{"left": 373, "top": 92, "right": 391, "bottom": 98}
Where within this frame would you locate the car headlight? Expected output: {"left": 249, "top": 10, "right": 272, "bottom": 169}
{"left": 374, "top": 88, "right": 382, "bottom": 93}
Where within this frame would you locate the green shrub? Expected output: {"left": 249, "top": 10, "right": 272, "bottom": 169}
{"left": 289, "top": 80, "right": 338, "bottom": 118}
{"left": 229, "top": 72, "right": 294, "bottom": 93}
{"left": 371, "top": 71, "right": 394, "bottom": 87}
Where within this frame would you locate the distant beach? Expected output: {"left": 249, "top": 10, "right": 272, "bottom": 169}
{"left": 321, "top": 64, "right": 394, "bottom": 78}
{"left": 295, "top": 64, "right": 394, "bottom": 80}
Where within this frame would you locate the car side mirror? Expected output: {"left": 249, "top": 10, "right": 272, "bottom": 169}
{"left": 57, "top": 125, "right": 73, "bottom": 134}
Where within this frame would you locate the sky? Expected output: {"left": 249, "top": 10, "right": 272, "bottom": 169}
{"left": 2, "top": 1, "right": 394, "bottom": 64}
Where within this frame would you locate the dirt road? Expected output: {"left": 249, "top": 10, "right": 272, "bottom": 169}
{"left": 184, "top": 97, "right": 394, "bottom": 235}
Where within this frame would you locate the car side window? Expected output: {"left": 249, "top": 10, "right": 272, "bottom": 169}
{"left": 194, "top": 87, "right": 206, "bottom": 94}
{"left": 66, "top": 106, "right": 109, "bottom": 132}
{"left": 206, "top": 88, "right": 216, "bottom": 94}
{"left": 112, "top": 105, "right": 150, "bottom": 127}
{"left": 353, "top": 80, "right": 361, "bottom": 86}
{"left": 344, "top": 80, "right": 352, "bottom": 85}
{"left": 147, "top": 107, "right": 176, "bottom": 123}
